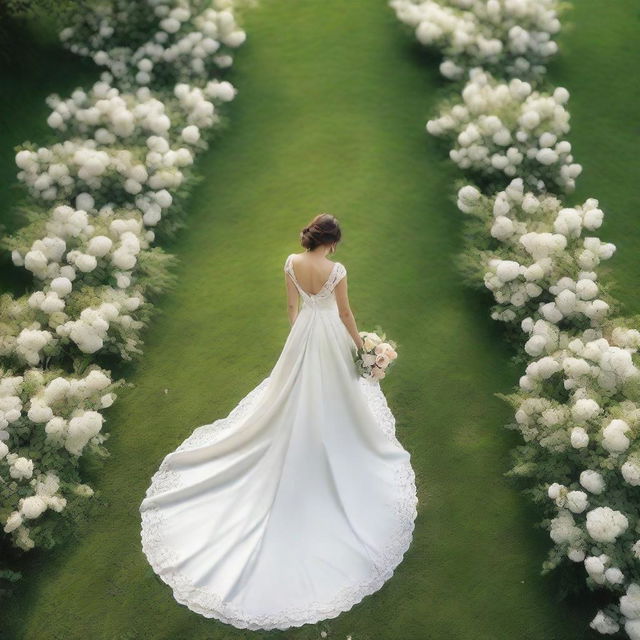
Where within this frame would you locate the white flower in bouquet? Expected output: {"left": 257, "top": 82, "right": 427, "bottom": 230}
{"left": 354, "top": 328, "right": 398, "bottom": 382}
{"left": 362, "top": 332, "right": 382, "bottom": 351}
{"left": 457, "top": 184, "right": 482, "bottom": 213}
{"left": 87, "top": 235, "right": 113, "bottom": 257}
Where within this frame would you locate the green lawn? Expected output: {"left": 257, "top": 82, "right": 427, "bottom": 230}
{"left": 2, "top": 1, "right": 637, "bottom": 639}
{"left": 546, "top": 0, "right": 640, "bottom": 316}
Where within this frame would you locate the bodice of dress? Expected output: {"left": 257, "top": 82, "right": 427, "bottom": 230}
{"left": 284, "top": 253, "right": 347, "bottom": 309}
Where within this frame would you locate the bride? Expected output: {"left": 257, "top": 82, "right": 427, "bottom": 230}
{"left": 139, "top": 213, "right": 418, "bottom": 631}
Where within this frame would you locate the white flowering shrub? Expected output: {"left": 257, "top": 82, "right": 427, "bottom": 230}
{"left": 0, "top": 366, "right": 121, "bottom": 551}
{"left": 58, "top": 0, "right": 252, "bottom": 91}
{"left": 454, "top": 178, "right": 617, "bottom": 328}
{"left": 452, "top": 176, "right": 640, "bottom": 634}
{"left": 426, "top": 68, "right": 581, "bottom": 193}
{"left": 0, "top": 279, "right": 156, "bottom": 365}
{"left": 13, "top": 77, "right": 236, "bottom": 214}
{"left": 389, "top": 0, "right": 563, "bottom": 82}
{"left": 391, "top": 0, "right": 640, "bottom": 635}
{"left": 497, "top": 319, "right": 640, "bottom": 634}
{"left": 0, "top": 0, "right": 249, "bottom": 591}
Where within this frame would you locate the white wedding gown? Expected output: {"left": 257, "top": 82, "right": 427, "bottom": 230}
{"left": 139, "top": 253, "right": 418, "bottom": 631}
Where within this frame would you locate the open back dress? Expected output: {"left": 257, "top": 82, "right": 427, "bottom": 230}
{"left": 139, "top": 253, "right": 418, "bottom": 631}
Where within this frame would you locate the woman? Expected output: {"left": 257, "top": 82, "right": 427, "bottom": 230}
{"left": 139, "top": 213, "right": 418, "bottom": 631}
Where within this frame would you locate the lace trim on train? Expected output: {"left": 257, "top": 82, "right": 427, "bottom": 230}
{"left": 139, "top": 376, "right": 418, "bottom": 631}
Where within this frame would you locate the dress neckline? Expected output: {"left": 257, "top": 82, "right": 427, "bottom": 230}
{"left": 288, "top": 254, "right": 338, "bottom": 297}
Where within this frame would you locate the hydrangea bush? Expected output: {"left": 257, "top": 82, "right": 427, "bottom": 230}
{"left": 0, "top": 0, "right": 251, "bottom": 589}
{"left": 426, "top": 68, "right": 582, "bottom": 193}
{"left": 389, "top": 0, "right": 565, "bottom": 82}
{"left": 454, "top": 178, "right": 618, "bottom": 328}
{"left": 58, "top": 0, "right": 247, "bottom": 90}
{"left": 499, "top": 319, "right": 640, "bottom": 638}
{"left": 391, "top": 0, "right": 640, "bottom": 636}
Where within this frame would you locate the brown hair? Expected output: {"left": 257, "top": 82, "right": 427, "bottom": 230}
{"left": 300, "top": 213, "right": 342, "bottom": 251}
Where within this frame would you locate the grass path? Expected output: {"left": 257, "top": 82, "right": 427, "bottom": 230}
{"left": 4, "top": 1, "right": 637, "bottom": 638}
{"left": 547, "top": 0, "right": 640, "bottom": 316}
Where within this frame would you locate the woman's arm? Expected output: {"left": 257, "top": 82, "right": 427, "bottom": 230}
{"left": 285, "top": 273, "right": 300, "bottom": 326}
{"left": 334, "top": 276, "right": 365, "bottom": 350}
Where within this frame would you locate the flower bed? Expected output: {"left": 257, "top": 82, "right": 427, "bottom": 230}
{"left": 0, "top": 0, "right": 252, "bottom": 589}
{"left": 389, "top": 0, "right": 563, "bottom": 82}
{"left": 391, "top": 0, "right": 640, "bottom": 636}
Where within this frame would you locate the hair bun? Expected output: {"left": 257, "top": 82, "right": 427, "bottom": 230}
{"left": 299, "top": 214, "right": 341, "bottom": 251}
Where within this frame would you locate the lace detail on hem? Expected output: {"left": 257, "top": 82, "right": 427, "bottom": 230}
{"left": 139, "top": 376, "right": 418, "bottom": 631}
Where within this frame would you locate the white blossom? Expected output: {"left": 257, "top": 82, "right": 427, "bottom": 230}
{"left": 590, "top": 610, "right": 620, "bottom": 635}
{"left": 585, "top": 506, "right": 628, "bottom": 543}
{"left": 580, "top": 470, "right": 605, "bottom": 495}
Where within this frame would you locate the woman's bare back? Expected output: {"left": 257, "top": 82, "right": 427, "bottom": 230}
{"left": 290, "top": 252, "right": 337, "bottom": 296}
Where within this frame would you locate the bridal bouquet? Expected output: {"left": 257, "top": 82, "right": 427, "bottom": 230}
{"left": 354, "top": 328, "right": 398, "bottom": 382}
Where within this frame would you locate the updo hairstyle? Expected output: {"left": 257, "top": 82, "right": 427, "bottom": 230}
{"left": 300, "top": 213, "right": 342, "bottom": 251}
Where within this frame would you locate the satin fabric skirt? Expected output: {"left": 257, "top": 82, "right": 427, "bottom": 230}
{"left": 139, "top": 300, "right": 418, "bottom": 630}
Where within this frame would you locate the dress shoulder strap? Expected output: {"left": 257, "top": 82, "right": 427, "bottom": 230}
{"left": 326, "top": 261, "right": 347, "bottom": 292}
